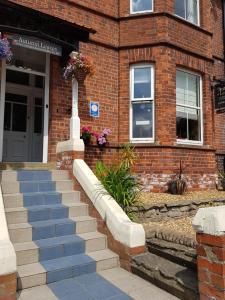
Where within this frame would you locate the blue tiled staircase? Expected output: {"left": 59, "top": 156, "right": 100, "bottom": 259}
{"left": 1, "top": 169, "right": 132, "bottom": 299}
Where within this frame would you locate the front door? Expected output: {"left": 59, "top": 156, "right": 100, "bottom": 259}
{"left": 3, "top": 84, "right": 44, "bottom": 162}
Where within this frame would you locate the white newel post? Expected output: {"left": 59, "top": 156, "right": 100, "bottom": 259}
{"left": 56, "top": 76, "right": 84, "bottom": 154}
{"left": 70, "top": 78, "right": 80, "bottom": 140}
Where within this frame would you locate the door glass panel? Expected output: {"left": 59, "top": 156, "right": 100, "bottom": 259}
{"left": 35, "top": 97, "right": 43, "bottom": 106}
{"left": 34, "top": 106, "right": 43, "bottom": 134}
{"left": 35, "top": 75, "right": 44, "bottom": 88}
{"left": 6, "top": 70, "right": 30, "bottom": 86}
{"left": 12, "top": 104, "right": 27, "bottom": 132}
{"left": 5, "top": 93, "right": 27, "bottom": 104}
{"left": 8, "top": 45, "right": 46, "bottom": 73}
{"left": 4, "top": 102, "right": 11, "bottom": 131}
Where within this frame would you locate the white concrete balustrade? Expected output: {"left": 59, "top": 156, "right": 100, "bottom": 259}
{"left": 73, "top": 159, "right": 146, "bottom": 248}
{"left": 0, "top": 185, "right": 16, "bottom": 276}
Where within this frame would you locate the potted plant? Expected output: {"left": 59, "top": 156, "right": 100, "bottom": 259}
{"left": 218, "top": 171, "right": 225, "bottom": 190}
{"left": 168, "top": 160, "right": 187, "bottom": 195}
{"left": 95, "top": 128, "right": 111, "bottom": 149}
{"left": 63, "top": 51, "right": 94, "bottom": 82}
{"left": 81, "top": 126, "right": 93, "bottom": 145}
{"left": 0, "top": 34, "right": 12, "bottom": 62}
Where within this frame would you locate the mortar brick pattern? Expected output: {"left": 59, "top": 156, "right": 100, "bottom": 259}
{"left": 2, "top": 0, "right": 225, "bottom": 191}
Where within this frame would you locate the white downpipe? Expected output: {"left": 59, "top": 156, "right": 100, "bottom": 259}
{"left": 70, "top": 78, "right": 80, "bottom": 140}
{"left": 0, "top": 186, "right": 16, "bottom": 275}
{"left": 43, "top": 54, "right": 50, "bottom": 163}
{"left": 73, "top": 159, "right": 146, "bottom": 248}
{"left": 0, "top": 59, "right": 6, "bottom": 162}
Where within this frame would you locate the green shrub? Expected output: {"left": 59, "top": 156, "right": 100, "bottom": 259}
{"left": 96, "top": 161, "right": 141, "bottom": 212}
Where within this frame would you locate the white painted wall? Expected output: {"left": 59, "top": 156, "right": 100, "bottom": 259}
{"left": 73, "top": 159, "right": 145, "bottom": 248}
{"left": 0, "top": 186, "right": 17, "bottom": 275}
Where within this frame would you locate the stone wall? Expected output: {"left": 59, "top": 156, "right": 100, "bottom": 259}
{"left": 130, "top": 198, "right": 225, "bottom": 222}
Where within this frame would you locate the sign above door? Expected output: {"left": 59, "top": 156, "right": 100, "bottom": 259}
{"left": 9, "top": 34, "right": 62, "bottom": 56}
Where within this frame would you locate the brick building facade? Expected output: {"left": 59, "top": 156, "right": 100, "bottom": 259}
{"left": 0, "top": 0, "right": 225, "bottom": 192}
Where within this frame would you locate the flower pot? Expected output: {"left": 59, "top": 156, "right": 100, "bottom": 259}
{"left": 81, "top": 136, "right": 91, "bottom": 146}
{"left": 221, "top": 179, "right": 225, "bottom": 191}
{"left": 97, "top": 143, "right": 106, "bottom": 151}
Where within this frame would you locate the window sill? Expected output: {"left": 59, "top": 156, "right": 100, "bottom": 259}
{"left": 130, "top": 10, "right": 154, "bottom": 15}
{"left": 130, "top": 139, "right": 155, "bottom": 144}
{"left": 176, "top": 140, "right": 203, "bottom": 146}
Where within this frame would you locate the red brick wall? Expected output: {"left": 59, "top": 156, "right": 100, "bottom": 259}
{"left": 7, "top": 0, "right": 225, "bottom": 190}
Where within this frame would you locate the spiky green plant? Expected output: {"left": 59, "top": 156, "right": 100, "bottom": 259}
{"left": 96, "top": 161, "right": 141, "bottom": 212}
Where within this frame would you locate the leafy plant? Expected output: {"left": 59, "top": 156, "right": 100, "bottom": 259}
{"left": 96, "top": 161, "right": 141, "bottom": 212}
{"left": 119, "top": 143, "right": 138, "bottom": 170}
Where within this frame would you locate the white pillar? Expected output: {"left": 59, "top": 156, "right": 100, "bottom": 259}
{"left": 0, "top": 59, "right": 6, "bottom": 162}
{"left": 70, "top": 78, "right": 81, "bottom": 140}
{"left": 56, "top": 76, "right": 84, "bottom": 154}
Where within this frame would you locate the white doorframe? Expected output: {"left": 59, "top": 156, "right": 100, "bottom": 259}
{"left": 0, "top": 54, "right": 50, "bottom": 163}
{"left": 43, "top": 54, "right": 50, "bottom": 163}
{"left": 0, "top": 59, "right": 6, "bottom": 162}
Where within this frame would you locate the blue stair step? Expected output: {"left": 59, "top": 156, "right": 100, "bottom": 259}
{"left": 36, "top": 235, "right": 85, "bottom": 261}
{"left": 48, "top": 273, "right": 132, "bottom": 300}
{"left": 31, "top": 218, "right": 76, "bottom": 240}
{"left": 17, "top": 170, "right": 52, "bottom": 182}
{"left": 27, "top": 204, "right": 68, "bottom": 222}
{"left": 23, "top": 192, "right": 62, "bottom": 207}
{"left": 40, "top": 253, "right": 96, "bottom": 284}
{"left": 20, "top": 181, "right": 56, "bottom": 193}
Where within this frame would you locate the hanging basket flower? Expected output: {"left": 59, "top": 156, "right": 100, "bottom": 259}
{"left": 0, "top": 35, "right": 12, "bottom": 62}
{"left": 63, "top": 51, "right": 94, "bottom": 82}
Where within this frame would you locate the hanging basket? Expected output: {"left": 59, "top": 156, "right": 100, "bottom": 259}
{"left": 73, "top": 69, "right": 88, "bottom": 83}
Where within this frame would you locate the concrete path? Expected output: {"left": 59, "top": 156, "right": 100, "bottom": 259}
{"left": 17, "top": 267, "right": 179, "bottom": 300}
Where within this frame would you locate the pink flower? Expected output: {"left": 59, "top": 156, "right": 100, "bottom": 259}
{"left": 102, "top": 128, "right": 111, "bottom": 136}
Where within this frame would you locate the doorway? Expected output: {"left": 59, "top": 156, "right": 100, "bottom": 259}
{"left": 0, "top": 44, "right": 50, "bottom": 162}
{"left": 3, "top": 81, "right": 44, "bottom": 162}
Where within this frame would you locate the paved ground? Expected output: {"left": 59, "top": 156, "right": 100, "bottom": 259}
{"left": 17, "top": 268, "right": 179, "bottom": 300}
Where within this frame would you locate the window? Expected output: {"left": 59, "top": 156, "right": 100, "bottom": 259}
{"left": 131, "top": 0, "right": 153, "bottom": 14}
{"left": 176, "top": 70, "right": 202, "bottom": 144}
{"left": 175, "top": 0, "right": 199, "bottom": 25}
{"left": 130, "top": 65, "right": 154, "bottom": 142}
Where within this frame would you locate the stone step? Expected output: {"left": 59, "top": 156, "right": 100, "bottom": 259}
{"left": 3, "top": 191, "right": 80, "bottom": 209}
{"left": 1, "top": 179, "right": 73, "bottom": 194}
{"left": 132, "top": 252, "right": 199, "bottom": 300}
{"left": 147, "top": 237, "right": 197, "bottom": 270}
{"left": 0, "top": 170, "right": 70, "bottom": 182}
{"left": 0, "top": 162, "right": 56, "bottom": 170}
{"left": 9, "top": 215, "right": 95, "bottom": 243}
{"left": 17, "top": 249, "right": 119, "bottom": 290}
{"left": 14, "top": 232, "right": 106, "bottom": 266}
{"left": 5, "top": 202, "right": 88, "bottom": 224}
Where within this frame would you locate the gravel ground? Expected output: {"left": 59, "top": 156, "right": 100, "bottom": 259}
{"left": 143, "top": 217, "right": 195, "bottom": 239}
{"left": 138, "top": 190, "right": 225, "bottom": 205}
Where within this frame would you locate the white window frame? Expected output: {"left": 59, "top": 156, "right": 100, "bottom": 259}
{"left": 130, "top": 0, "right": 154, "bottom": 14}
{"left": 176, "top": 68, "right": 203, "bottom": 146}
{"left": 175, "top": 0, "right": 200, "bottom": 26}
{"left": 130, "top": 64, "right": 155, "bottom": 143}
